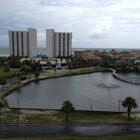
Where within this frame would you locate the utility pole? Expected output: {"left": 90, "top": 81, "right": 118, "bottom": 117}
{"left": 118, "top": 100, "right": 121, "bottom": 119}
{"left": 17, "top": 101, "right": 19, "bottom": 122}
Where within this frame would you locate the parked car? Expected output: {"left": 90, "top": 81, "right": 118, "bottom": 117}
{"left": 20, "top": 76, "right": 27, "bottom": 80}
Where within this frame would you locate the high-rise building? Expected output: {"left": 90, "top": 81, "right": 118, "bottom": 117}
{"left": 46, "top": 29, "right": 72, "bottom": 58}
{"left": 8, "top": 28, "right": 37, "bottom": 58}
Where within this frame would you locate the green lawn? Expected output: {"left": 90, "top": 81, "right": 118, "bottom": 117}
{"left": 1, "top": 135, "right": 140, "bottom": 140}
{"left": 0, "top": 70, "right": 22, "bottom": 77}
{"left": 0, "top": 70, "right": 49, "bottom": 78}
{"left": 54, "top": 112, "right": 131, "bottom": 123}
{"left": 25, "top": 70, "right": 50, "bottom": 76}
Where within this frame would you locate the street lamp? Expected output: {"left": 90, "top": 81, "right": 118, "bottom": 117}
{"left": 91, "top": 104, "right": 92, "bottom": 110}
{"left": 118, "top": 100, "right": 121, "bottom": 119}
{"left": 17, "top": 101, "right": 19, "bottom": 122}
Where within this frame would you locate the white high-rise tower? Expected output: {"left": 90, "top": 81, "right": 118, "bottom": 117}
{"left": 8, "top": 28, "right": 37, "bottom": 58}
{"left": 46, "top": 29, "right": 72, "bottom": 58}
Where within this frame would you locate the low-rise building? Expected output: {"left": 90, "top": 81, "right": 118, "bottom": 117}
{"left": 100, "top": 50, "right": 108, "bottom": 56}
{"left": 119, "top": 51, "right": 130, "bottom": 56}
{"left": 74, "top": 49, "right": 83, "bottom": 58}
{"left": 109, "top": 49, "right": 120, "bottom": 59}
{"left": 87, "top": 55, "right": 102, "bottom": 61}
{"left": 134, "top": 56, "right": 140, "bottom": 64}
{"left": 115, "top": 57, "right": 134, "bottom": 70}
{"left": 130, "top": 50, "right": 140, "bottom": 58}
{"left": 93, "top": 50, "right": 99, "bottom": 56}
{"left": 134, "top": 56, "right": 140, "bottom": 70}
{"left": 84, "top": 49, "right": 92, "bottom": 53}
{"left": 82, "top": 52, "right": 93, "bottom": 59}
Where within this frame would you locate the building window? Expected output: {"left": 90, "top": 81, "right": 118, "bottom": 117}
{"left": 54, "top": 34, "right": 55, "bottom": 57}
{"left": 27, "top": 32, "right": 29, "bottom": 57}
{"left": 21, "top": 32, "right": 24, "bottom": 57}
{"left": 59, "top": 33, "right": 61, "bottom": 56}
{"left": 17, "top": 32, "right": 19, "bottom": 56}
{"left": 67, "top": 34, "right": 69, "bottom": 55}
{"left": 12, "top": 32, "right": 15, "bottom": 56}
{"left": 63, "top": 34, "right": 65, "bottom": 56}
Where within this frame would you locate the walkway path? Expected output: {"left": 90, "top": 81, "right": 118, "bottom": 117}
{"left": 109, "top": 68, "right": 140, "bottom": 84}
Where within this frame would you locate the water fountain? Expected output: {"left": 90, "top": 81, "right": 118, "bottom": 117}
{"left": 106, "top": 76, "right": 112, "bottom": 88}
{"left": 97, "top": 76, "right": 120, "bottom": 88}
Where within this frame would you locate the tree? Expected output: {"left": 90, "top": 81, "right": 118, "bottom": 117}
{"left": 19, "top": 65, "right": 32, "bottom": 73}
{"left": 4, "top": 65, "right": 10, "bottom": 72}
{"left": 41, "top": 56, "right": 45, "bottom": 63}
{"left": 61, "top": 100, "right": 75, "bottom": 122}
{"left": 67, "top": 63, "right": 72, "bottom": 72}
{"left": 55, "top": 59, "right": 58, "bottom": 68}
{"left": 60, "top": 59, "right": 63, "bottom": 66}
{"left": 34, "top": 70, "right": 40, "bottom": 79}
{"left": 54, "top": 68, "right": 56, "bottom": 74}
{"left": 16, "top": 73, "right": 22, "bottom": 83}
{"left": 122, "top": 96, "right": 138, "bottom": 120}
{"left": 8, "top": 58, "right": 21, "bottom": 68}
{"left": 28, "top": 76, "right": 31, "bottom": 81}
{"left": 0, "top": 102, "right": 4, "bottom": 110}
{"left": 0, "top": 77, "right": 7, "bottom": 91}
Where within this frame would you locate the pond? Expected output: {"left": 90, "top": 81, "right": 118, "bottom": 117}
{"left": 6, "top": 72, "right": 140, "bottom": 111}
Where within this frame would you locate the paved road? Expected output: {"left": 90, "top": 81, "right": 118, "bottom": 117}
{"left": 0, "top": 123, "right": 140, "bottom": 138}
{"left": 0, "top": 67, "right": 93, "bottom": 89}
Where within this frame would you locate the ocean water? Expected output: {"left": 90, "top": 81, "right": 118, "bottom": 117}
{"left": 0, "top": 46, "right": 140, "bottom": 56}
{"left": 0, "top": 46, "right": 47, "bottom": 56}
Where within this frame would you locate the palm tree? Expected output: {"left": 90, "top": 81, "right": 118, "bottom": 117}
{"left": 60, "top": 59, "right": 63, "bottom": 67}
{"left": 55, "top": 59, "right": 58, "bottom": 68}
{"left": 0, "top": 101, "right": 4, "bottom": 109}
{"left": 41, "top": 56, "right": 45, "bottom": 63}
{"left": 54, "top": 68, "right": 56, "bottom": 74}
{"left": 122, "top": 96, "right": 138, "bottom": 120}
{"left": 4, "top": 65, "right": 10, "bottom": 72}
{"left": 61, "top": 100, "right": 75, "bottom": 122}
{"left": 8, "top": 74, "right": 13, "bottom": 85}
{"left": 68, "top": 63, "right": 72, "bottom": 72}
{"left": 34, "top": 70, "right": 40, "bottom": 80}
{"left": 28, "top": 76, "right": 31, "bottom": 81}
{"left": 16, "top": 73, "right": 22, "bottom": 83}
{"left": 0, "top": 77, "right": 7, "bottom": 91}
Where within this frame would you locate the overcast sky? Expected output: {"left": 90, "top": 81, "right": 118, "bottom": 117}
{"left": 0, "top": 0, "right": 140, "bottom": 48}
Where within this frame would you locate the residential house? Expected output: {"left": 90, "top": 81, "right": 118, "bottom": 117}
{"left": 109, "top": 49, "right": 120, "bottom": 59}
{"left": 115, "top": 56, "right": 135, "bottom": 70}
{"left": 130, "top": 50, "right": 140, "bottom": 58}
{"left": 74, "top": 49, "right": 83, "bottom": 58}
{"left": 93, "top": 50, "right": 99, "bottom": 56}
{"left": 87, "top": 55, "right": 102, "bottom": 61}
{"left": 99, "top": 50, "right": 108, "bottom": 56}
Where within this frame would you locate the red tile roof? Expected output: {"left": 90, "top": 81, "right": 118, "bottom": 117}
{"left": 119, "top": 51, "right": 130, "bottom": 54}
{"left": 109, "top": 49, "right": 119, "bottom": 54}
{"left": 135, "top": 56, "right": 140, "bottom": 60}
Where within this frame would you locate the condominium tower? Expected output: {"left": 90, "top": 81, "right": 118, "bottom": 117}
{"left": 8, "top": 28, "right": 37, "bottom": 58}
{"left": 46, "top": 29, "right": 72, "bottom": 58}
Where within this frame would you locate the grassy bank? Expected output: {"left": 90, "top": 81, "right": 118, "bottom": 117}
{"left": 0, "top": 70, "right": 49, "bottom": 78}
{"left": 0, "top": 70, "right": 22, "bottom": 78}
{"left": 0, "top": 108, "right": 137, "bottom": 124}
{"left": 1, "top": 135, "right": 140, "bottom": 140}
{"left": 1, "top": 68, "right": 138, "bottom": 124}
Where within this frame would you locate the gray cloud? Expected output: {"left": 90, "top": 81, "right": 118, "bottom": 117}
{"left": 2, "top": 22, "right": 9, "bottom": 24}
{"left": 88, "top": 30, "right": 109, "bottom": 39}
{"left": 15, "top": 24, "right": 29, "bottom": 28}
{"left": 0, "top": 0, "right": 140, "bottom": 48}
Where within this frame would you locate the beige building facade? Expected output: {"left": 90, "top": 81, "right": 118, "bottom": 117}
{"left": 46, "top": 29, "right": 72, "bottom": 58}
{"left": 8, "top": 28, "right": 37, "bottom": 58}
